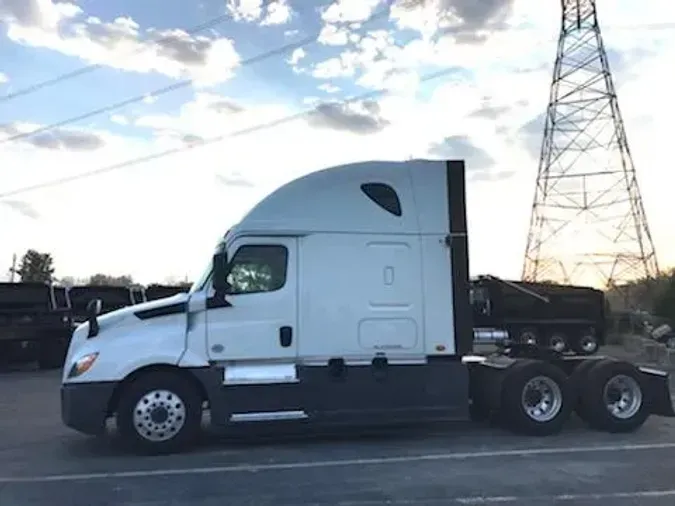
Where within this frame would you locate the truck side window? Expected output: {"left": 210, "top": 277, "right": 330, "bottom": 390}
{"left": 360, "top": 183, "right": 402, "bottom": 217}
{"left": 226, "top": 245, "right": 288, "bottom": 294}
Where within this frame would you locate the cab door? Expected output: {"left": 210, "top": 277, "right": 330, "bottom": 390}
{"left": 205, "top": 236, "right": 302, "bottom": 422}
{"left": 205, "top": 236, "right": 298, "bottom": 361}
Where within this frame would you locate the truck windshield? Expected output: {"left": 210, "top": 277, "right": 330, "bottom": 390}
{"left": 189, "top": 263, "right": 212, "bottom": 294}
{"left": 189, "top": 238, "right": 227, "bottom": 294}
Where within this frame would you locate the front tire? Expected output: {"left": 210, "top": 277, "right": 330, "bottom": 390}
{"left": 116, "top": 371, "right": 203, "bottom": 454}
{"left": 500, "top": 360, "right": 573, "bottom": 436}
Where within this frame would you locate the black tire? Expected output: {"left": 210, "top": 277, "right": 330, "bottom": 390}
{"left": 572, "top": 330, "right": 599, "bottom": 356}
{"left": 500, "top": 360, "right": 573, "bottom": 436}
{"left": 579, "top": 360, "right": 649, "bottom": 433}
{"left": 547, "top": 332, "right": 568, "bottom": 353}
{"left": 519, "top": 327, "right": 539, "bottom": 345}
{"left": 116, "top": 371, "right": 203, "bottom": 455}
{"left": 568, "top": 358, "right": 608, "bottom": 421}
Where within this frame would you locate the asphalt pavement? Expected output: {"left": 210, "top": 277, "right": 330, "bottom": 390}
{"left": 2, "top": 367, "right": 675, "bottom": 505}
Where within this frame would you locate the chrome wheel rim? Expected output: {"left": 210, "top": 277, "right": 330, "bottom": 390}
{"left": 521, "top": 375, "right": 563, "bottom": 422}
{"left": 603, "top": 374, "right": 642, "bottom": 420}
{"left": 133, "top": 389, "right": 186, "bottom": 442}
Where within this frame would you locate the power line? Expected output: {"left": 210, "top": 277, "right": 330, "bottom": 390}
{"left": 0, "top": 14, "right": 232, "bottom": 104}
{"left": 0, "top": 6, "right": 391, "bottom": 147}
{"left": 0, "top": 66, "right": 457, "bottom": 199}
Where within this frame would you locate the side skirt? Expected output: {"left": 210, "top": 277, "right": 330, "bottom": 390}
{"left": 189, "top": 357, "right": 470, "bottom": 432}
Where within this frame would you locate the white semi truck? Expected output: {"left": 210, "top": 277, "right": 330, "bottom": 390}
{"left": 60, "top": 159, "right": 675, "bottom": 454}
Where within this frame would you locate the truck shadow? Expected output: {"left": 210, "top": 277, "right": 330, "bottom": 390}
{"left": 61, "top": 415, "right": 595, "bottom": 460}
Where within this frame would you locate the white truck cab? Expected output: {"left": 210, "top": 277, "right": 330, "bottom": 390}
{"left": 60, "top": 159, "right": 675, "bottom": 454}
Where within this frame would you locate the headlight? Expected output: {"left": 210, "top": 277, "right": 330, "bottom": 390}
{"left": 67, "top": 352, "right": 99, "bottom": 378}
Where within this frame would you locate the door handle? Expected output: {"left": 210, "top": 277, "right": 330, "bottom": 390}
{"left": 279, "top": 326, "right": 293, "bottom": 347}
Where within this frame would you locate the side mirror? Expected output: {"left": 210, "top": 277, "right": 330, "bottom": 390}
{"left": 86, "top": 298, "right": 102, "bottom": 316}
{"left": 212, "top": 252, "right": 231, "bottom": 294}
{"left": 86, "top": 298, "right": 102, "bottom": 338}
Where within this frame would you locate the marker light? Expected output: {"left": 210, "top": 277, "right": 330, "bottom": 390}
{"left": 68, "top": 352, "right": 99, "bottom": 378}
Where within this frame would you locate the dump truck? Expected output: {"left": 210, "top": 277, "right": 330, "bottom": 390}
{"left": 471, "top": 276, "right": 606, "bottom": 355}
{"left": 0, "top": 282, "right": 72, "bottom": 369}
{"left": 59, "top": 159, "right": 675, "bottom": 454}
{"left": 68, "top": 285, "right": 146, "bottom": 324}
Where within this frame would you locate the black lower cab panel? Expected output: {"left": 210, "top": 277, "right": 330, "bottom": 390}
{"left": 191, "top": 358, "right": 470, "bottom": 431}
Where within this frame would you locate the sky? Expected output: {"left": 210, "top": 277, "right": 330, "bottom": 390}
{"left": 0, "top": 0, "right": 673, "bottom": 286}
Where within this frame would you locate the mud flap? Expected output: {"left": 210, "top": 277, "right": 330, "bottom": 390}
{"left": 638, "top": 366, "right": 675, "bottom": 417}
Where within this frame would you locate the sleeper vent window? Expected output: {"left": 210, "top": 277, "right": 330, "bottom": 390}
{"left": 360, "top": 183, "right": 402, "bottom": 217}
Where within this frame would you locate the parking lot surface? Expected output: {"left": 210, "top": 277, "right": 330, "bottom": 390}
{"left": 2, "top": 368, "right": 675, "bottom": 505}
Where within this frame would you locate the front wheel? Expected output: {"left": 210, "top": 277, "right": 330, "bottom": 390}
{"left": 116, "top": 371, "right": 203, "bottom": 454}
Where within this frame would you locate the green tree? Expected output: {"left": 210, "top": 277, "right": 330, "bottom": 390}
{"left": 654, "top": 275, "right": 675, "bottom": 321}
{"left": 88, "top": 274, "right": 134, "bottom": 287}
{"left": 17, "top": 249, "right": 55, "bottom": 283}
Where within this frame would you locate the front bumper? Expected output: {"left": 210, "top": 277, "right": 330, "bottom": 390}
{"left": 61, "top": 381, "right": 117, "bottom": 435}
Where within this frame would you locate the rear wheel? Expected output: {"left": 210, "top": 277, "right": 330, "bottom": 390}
{"left": 116, "top": 371, "right": 203, "bottom": 454}
{"left": 568, "top": 358, "right": 607, "bottom": 422}
{"left": 579, "top": 360, "right": 649, "bottom": 433}
{"left": 500, "top": 360, "right": 573, "bottom": 436}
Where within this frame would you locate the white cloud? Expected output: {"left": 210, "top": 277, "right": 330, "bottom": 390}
{"left": 110, "top": 114, "right": 128, "bottom": 125}
{"left": 318, "top": 24, "right": 351, "bottom": 46}
{"left": 0, "top": 71, "right": 8, "bottom": 83}
{"left": 318, "top": 83, "right": 341, "bottom": 93}
{"left": 261, "top": 0, "right": 292, "bottom": 25}
{"left": 133, "top": 92, "right": 292, "bottom": 142}
{"left": 0, "top": 0, "right": 240, "bottom": 86}
{"left": 390, "top": 0, "right": 515, "bottom": 41}
{"left": 226, "top": 0, "right": 263, "bottom": 22}
{"left": 0, "top": 122, "right": 107, "bottom": 151}
{"left": 287, "top": 47, "right": 305, "bottom": 65}
{"left": 0, "top": 0, "right": 81, "bottom": 30}
{"left": 142, "top": 94, "right": 158, "bottom": 104}
{"left": 226, "top": 0, "right": 292, "bottom": 26}
{"left": 322, "top": 0, "right": 383, "bottom": 24}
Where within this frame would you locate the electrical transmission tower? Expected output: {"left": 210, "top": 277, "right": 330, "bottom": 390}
{"left": 522, "top": 0, "right": 659, "bottom": 292}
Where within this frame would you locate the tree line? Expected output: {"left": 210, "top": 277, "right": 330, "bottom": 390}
{"left": 10, "top": 249, "right": 191, "bottom": 289}
{"left": 605, "top": 269, "right": 675, "bottom": 322}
